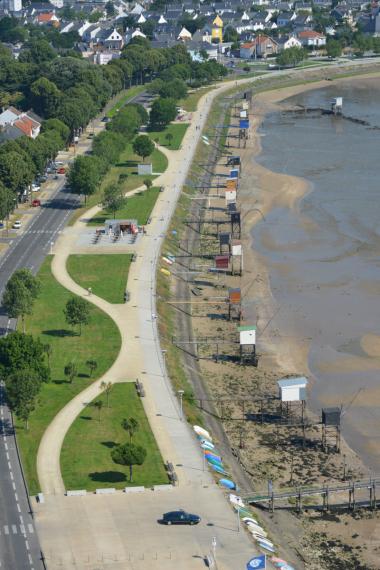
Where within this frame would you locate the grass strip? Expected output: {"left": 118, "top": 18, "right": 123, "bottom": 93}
{"left": 89, "top": 186, "right": 160, "bottom": 226}
{"left": 17, "top": 257, "right": 121, "bottom": 495}
{"left": 148, "top": 123, "right": 189, "bottom": 150}
{"left": 61, "top": 383, "right": 168, "bottom": 490}
{"left": 67, "top": 254, "right": 132, "bottom": 304}
{"left": 106, "top": 86, "right": 146, "bottom": 118}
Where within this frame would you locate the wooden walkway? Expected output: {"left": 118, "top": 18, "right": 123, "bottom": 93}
{"left": 244, "top": 477, "right": 380, "bottom": 513}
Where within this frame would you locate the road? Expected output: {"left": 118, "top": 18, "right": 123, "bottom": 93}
{"left": 0, "top": 88, "right": 150, "bottom": 570}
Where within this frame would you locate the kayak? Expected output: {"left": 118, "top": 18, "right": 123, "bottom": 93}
{"left": 219, "top": 478, "right": 236, "bottom": 490}
{"left": 257, "top": 541, "right": 275, "bottom": 553}
{"left": 229, "top": 494, "right": 245, "bottom": 508}
{"left": 207, "top": 456, "right": 223, "bottom": 467}
{"left": 193, "top": 426, "right": 212, "bottom": 440}
{"left": 210, "top": 464, "right": 228, "bottom": 475}
{"left": 200, "top": 441, "right": 215, "bottom": 450}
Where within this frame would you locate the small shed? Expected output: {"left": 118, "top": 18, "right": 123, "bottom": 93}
{"left": 226, "top": 178, "right": 237, "bottom": 189}
{"left": 215, "top": 255, "right": 229, "bottom": 270}
{"left": 219, "top": 232, "right": 230, "bottom": 246}
{"left": 227, "top": 203, "right": 237, "bottom": 213}
{"left": 227, "top": 156, "right": 240, "bottom": 166}
{"left": 231, "top": 240, "right": 242, "bottom": 256}
{"left": 240, "top": 110, "right": 247, "bottom": 119}
{"left": 277, "top": 377, "right": 308, "bottom": 402}
{"left": 239, "top": 119, "right": 249, "bottom": 130}
{"left": 231, "top": 212, "right": 240, "bottom": 225}
{"left": 225, "top": 189, "right": 236, "bottom": 204}
{"left": 238, "top": 325, "right": 256, "bottom": 346}
{"left": 322, "top": 407, "right": 341, "bottom": 426}
{"left": 229, "top": 288, "right": 241, "bottom": 304}
{"left": 242, "top": 101, "right": 249, "bottom": 110}
{"left": 229, "top": 168, "right": 239, "bottom": 179}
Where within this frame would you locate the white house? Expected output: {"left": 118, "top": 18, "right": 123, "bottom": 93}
{"left": 277, "top": 35, "right": 302, "bottom": 49}
{"left": 177, "top": 27, "right": 192, "bottom": 41}
{"left": 297, "top": 30, "right": 326, "bottom": 46}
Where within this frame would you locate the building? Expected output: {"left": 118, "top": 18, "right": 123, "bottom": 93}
{"left": 297, "top": 30, "right": 326, "bottom": 46}
{"left": 0, "top": 107, "right": 41, "bottom": 141}
{"left": 212, "top": 15, "right": 224, "bottom": 42}
{"left": 277, "top": 35, "right": 302, "bottom": 49}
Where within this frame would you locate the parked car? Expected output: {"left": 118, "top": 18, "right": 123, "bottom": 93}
{"left": 32, "top": 199, "right": 41, "bottom": 207}
{"left": 12, "top": 220, "right": 21, "bottom": 229}
{"left": 57, "top": 167, "right": 66, "bottom": 174}
{"left": 39, "top": 175, "right": 48, "bottom": 183}
{"left": 32, "top": 184, "right": 41, "bottom": 192}
{"left": 162, "top": 511, "right": 200, "bottom": 525}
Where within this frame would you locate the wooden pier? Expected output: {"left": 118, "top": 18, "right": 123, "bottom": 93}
{"left": 244, "top": 477, "right": 380, "bottom": 513}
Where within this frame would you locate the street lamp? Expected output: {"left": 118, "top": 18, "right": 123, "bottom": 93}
{"left": 178, "top": 389, "right": 184, "bottom": 421}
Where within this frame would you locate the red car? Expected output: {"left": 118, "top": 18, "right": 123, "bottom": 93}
{"left": 57, "top": 167, "right": 66, "bottom": 174}
{"left": 32, "top": 199, "right": 41, "bottom": 207}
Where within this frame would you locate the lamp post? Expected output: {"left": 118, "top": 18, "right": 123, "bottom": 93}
{"left": 178, "top": 389, "right": 184, "bottom": 421}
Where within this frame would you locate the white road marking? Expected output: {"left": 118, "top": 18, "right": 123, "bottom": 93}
{"left": 11, "top": 525, "right": 17, "bottom": 534}
{"left": 28, "top": 524, "right": 34, "bottom": 534}
{"left": 4, "top": 526, "right": 9, "bottom": 535}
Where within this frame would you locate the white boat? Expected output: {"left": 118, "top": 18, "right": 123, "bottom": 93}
{"left": 229, "top": 494, "right": 245, "bottom": 508}
{"left": 200, "top": 441, "right": 215, "bottom": 450}
{"left": 246, "top": 523, "right": 268, "bottom": 537}
{"left": 242, "top": 517, "right": 258, "bottom": 525}
{"left": 250, "top": 531, "right": 269, "bottom": 542}
{"left": 193, "top": 425, "right": 212, "bottom": 440}
{"left": 258, "top": 541, "right": 275, "bottom": 553}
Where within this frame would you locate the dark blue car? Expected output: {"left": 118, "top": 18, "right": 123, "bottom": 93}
{"left": 162, "top": 510, "right": 200, "bottom": 525}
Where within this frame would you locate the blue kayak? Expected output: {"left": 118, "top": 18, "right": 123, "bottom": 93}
{"left": 207, "top": 456, "right": 223, "bottom": 467}
{"left": 219, "top": 478, "right": 236, "bottom": 490}
{"left": 211, "top": 464, "right": 228, "bottom": 475}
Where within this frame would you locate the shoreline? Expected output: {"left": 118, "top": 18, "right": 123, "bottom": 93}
{"left": 240, "top": 72, "right": 380, "bottom": 475}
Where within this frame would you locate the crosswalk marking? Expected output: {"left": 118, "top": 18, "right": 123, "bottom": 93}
{"left": 1, "top": 524, "right": 34, "bottom": 536}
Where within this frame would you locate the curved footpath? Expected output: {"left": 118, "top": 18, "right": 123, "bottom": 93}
{"left": 34, "top": 61, "right": 380, "bottom": 570}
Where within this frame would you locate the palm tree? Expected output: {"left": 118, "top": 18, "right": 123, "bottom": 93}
{"left": 121, "top": 417, "right": 139, "bottom": 442}
{"left": 94, "top": 400, "right": 103, "bottom": 421}
{"left": 100, "top": 381, "right": 113, "bottom": 407}
{"left": 86, "top": 359, "right": 98, "bottom": 377}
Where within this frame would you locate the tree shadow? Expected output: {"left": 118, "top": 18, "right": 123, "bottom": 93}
{"left": 80, "top": 416, "right": 93, "bottom": 421}
{"left": 52, "top": 379, "right": 71, "bottom": 385}
{"left": 101, "top": 441, "right": 118, "bottom": 448}
{"left": 42, "top": 329, "right": 77, "bottom": 337}
{"left": 78, "top": 373, "right": 90, "bottom": 378}
{"left": 116, "top": 160, "right": 137, "bottom": 168}
{"left": 89, "top": 471, "right": 126, "bottom": 483}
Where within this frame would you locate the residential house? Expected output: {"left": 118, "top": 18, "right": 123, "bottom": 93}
{"left": 362, "top": 11, "right": 380, "bottom": 34}
{"left": 178, "top": 26, "right": 192, "bottom": 41}
{"left": 277, "top": 11, "right": 296, "bottom": 27}
{"left": 331, "top": 5, "right": 353, "bottom": 23}
{"left": 187, "top": 40, "right": 218, "bottom": 60}
{"left": 277, "top": 34, "right": 302, "bottom": 49}
{"left": 294, "top": 2, "right": 313, "bottom": 12}
{"left": 101, "top": 28, "right": 124, "bottom": 49}
{"left": 35, "top": 11, "right": 60, "bottom": 25}
{"left": 297, "top": 30, "right": 326, "bottom": 46}
{"left": 240, "top": 35, "right": 278, "bottom": 58}
{"left": 212, "top": 14, "right": 224, "bottom": 42}
{"left": 0, "top": 107, "right": 41, "bottom": 140}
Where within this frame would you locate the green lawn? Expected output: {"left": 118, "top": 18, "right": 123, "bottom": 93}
{"left": 106, "top": 86, "right": 146, "bottom": 118}
{"left": 89, "top": 186, "right": 160, "bottom": 226}
{"left": 179, "top": 86, "right": 214, "bottom": 112}
{"left": 17, "top": 258, "right": 121, "bottom": 495}
{"left": 67, "top": 254, "right": 132, "bottom": 304}
{"left": 147, "top": 123, "right": 189, "bottom": 150}
{"left": 61, "top": 383, "right": 168, "bottom": 490}
{"left": 69, "top": 145, "right": 167, "bottom": 226}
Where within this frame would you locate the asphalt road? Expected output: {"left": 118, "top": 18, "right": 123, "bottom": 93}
{"left": 0, "top": 179, "right": 79, "bottom": 570}
{"left": 0, "top": 88, "right": 151, "bottom": 570}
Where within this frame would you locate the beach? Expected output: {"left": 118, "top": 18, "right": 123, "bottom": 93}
{"left": 183, "top": 70, "right": 380, "bottom": 569}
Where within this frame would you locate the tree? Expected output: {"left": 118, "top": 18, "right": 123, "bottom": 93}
{"left": 149, "top": 98, "right": 177, "bottom": 129}
{"left": 111, "top": 442, "right": 146, "bottom": 482}
{"left": 143, "top": 178, "right": 152, "bottom": 191}
{"left": 0, "top": 182, "right": 15, "bottom": 229}
{"left": 0, "top": 331, "right": 50, "bottom": 384}
{"left": 5, "top": 368, "right": 41, "bottom": 429}
{"left": 43, "top": 343, "right": 52, "bottom": 368}
{"left": 121, "top": 417, "right": 139, "bottom": 442}
{"left": 276, "top": 47, "right": 308, "bottom": 67}
{"left": 326, "top": 39, "right": 342, "bottom": 58}
{"left": 2, "top": 269, "right": 41, "bottom": 333}
{"left": 108, "top": 105, "right": 142, "bottom": 140}
{"left": 132, "top": 135, "right": 155, "bottom": 162}
{"left": 64, "top": 361, "right": 77, "bottom": 383}
{"left": 102, "top": 183, "right": 126, "bottom": 218}
{"left": 68, "top": 155, "right": 101, "bottom": 203}
{"left": 19, "top": 39, "right": 57, "bottom": 65}
{"left": 64, "top": 297, "right": 90, "bottom": 335}
{"left": 30, "top": 77, "right": 62, "bottom": 117}
{"left": 165, "top": 132, "right": 173, "bottom": 147}
{"left": 159, "top": 78, "right": 187, "bottom": 100}
{"left": 94, "top": 400, "right": 104, "bottom": 421}
{"left": 100, "top": 380, "right": 113, "bottom": 407}
{"left": 0, "top": 150, "right": 35, "bottom": 195}
{"left": 86, "top": 359, "right": 98, "bottom": 377}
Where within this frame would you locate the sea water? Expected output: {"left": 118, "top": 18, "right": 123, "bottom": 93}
{"left": 252, "top": 78, "right": 380, "bottom": 472}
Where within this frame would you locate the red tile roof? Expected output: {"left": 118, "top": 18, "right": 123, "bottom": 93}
{"left": 298, "top": 30, "right": 325, "bottom": 38}
{"left": 37, "top": 12, "right": 55, "bottom": 22}
{"left": 14, "top": 116, "right": 39, "bottom": 137}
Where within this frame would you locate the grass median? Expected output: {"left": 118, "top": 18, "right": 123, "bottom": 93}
{"left": 17, "top": 257, "right": 121, "bottom": 495}
{"left": 67, "top": 254, "right": 132, "bottom": 304}
{"left": 89, "top": 186, "right": 160, "bottom": 226}
{"left": 61, "top": 383, "right": 168, "bottom": 490}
